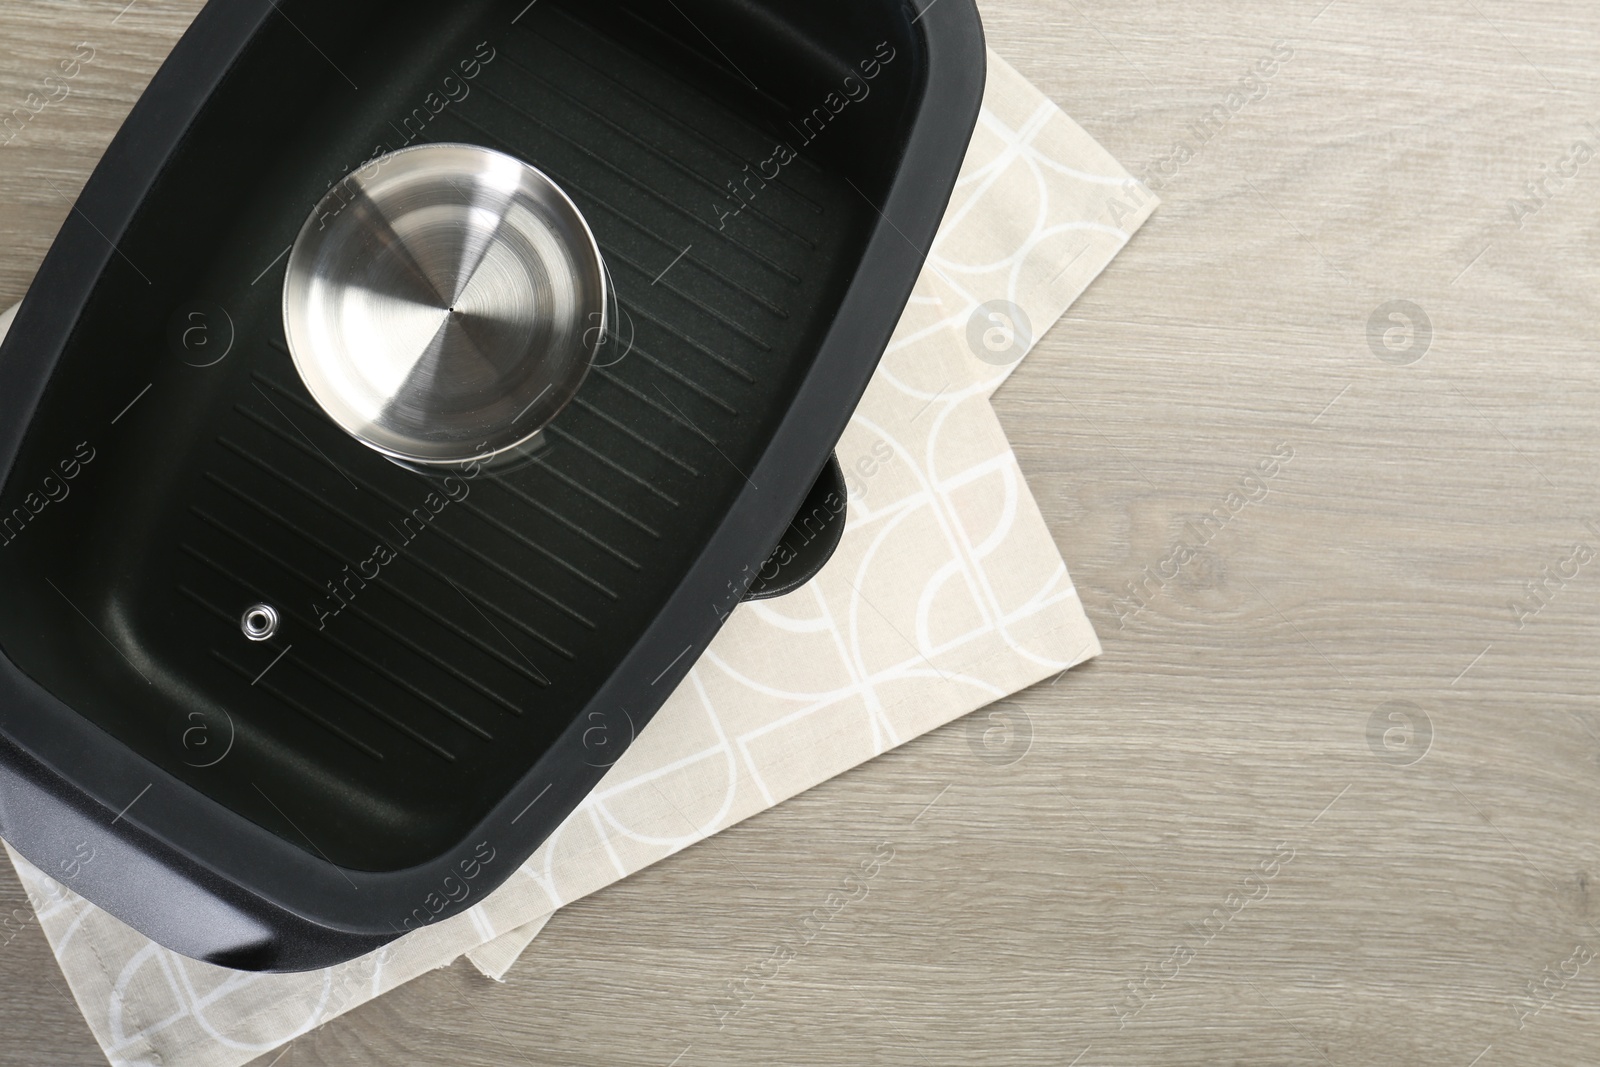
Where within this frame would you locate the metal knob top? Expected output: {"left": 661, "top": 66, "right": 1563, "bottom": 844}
{"left": 283, "top": 143, "right": 607, "bottom": 468}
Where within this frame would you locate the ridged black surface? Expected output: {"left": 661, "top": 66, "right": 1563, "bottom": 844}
{"left": 0, "top": 0, "right": 875, "bottom": 869}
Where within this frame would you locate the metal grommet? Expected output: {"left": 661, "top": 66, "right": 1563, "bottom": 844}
{"left": 241, "top": 604, "right": 280, "bottom": 642}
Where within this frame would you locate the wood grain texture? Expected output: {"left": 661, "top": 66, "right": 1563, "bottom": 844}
{"left": 4, "top": 0, "right": 1600, "bottom": 1063}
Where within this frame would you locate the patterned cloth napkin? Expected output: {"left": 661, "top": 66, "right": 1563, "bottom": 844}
{"left": 1, "top": 50, "right": 1154, "bottom": 1066}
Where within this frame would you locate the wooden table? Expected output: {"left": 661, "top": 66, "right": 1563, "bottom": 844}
{"left": 4, "top": 1, "right": 1598, "bottom": 1063}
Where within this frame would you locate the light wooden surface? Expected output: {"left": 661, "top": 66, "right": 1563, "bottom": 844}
{"left": 5, "top": 1, "right": 1600, "bottom": 1063}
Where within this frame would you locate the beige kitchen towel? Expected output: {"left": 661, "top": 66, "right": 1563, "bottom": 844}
{"left": 1, "top": 50, "right": 1154, "bottom": 1066}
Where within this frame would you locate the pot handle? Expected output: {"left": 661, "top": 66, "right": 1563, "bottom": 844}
{"left": 742, "top": 454, "right": 848, "bottom": 601}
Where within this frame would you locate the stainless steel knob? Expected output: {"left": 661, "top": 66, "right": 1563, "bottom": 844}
{"left": 282, "top": 143, "right": 607, "bottom": 468}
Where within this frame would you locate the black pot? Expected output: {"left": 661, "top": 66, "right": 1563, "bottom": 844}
{"left": 0, "top": 0, "right": 985, "bottom": 970}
